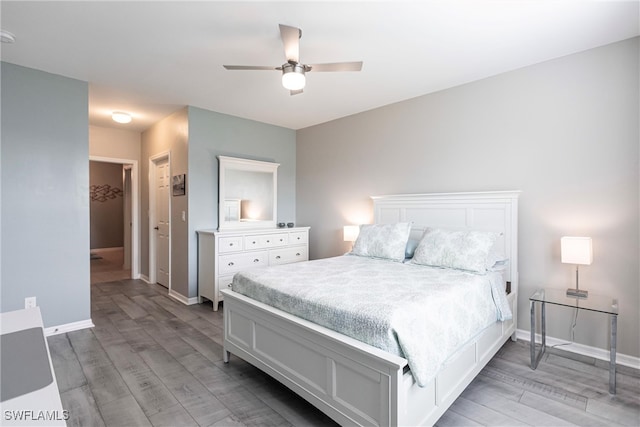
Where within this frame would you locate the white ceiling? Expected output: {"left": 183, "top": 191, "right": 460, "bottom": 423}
{"left": 1, "top": 1, "right": 638, "bottom": 131}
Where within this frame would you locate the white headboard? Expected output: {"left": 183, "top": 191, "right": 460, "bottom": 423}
{"left": 371, "top": 191, "right": 520, "bottom": 294}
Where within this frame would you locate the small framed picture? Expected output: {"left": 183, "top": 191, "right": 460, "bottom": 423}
{"left": 172, "top": 174, "right": 186, "bottom": 196}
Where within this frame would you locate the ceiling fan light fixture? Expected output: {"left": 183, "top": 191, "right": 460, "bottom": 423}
{"left": 281, "top": 63, "right": 306, "bottom": 91}
{"left": 112, "top": 111, "right": 132, "bottom": 124}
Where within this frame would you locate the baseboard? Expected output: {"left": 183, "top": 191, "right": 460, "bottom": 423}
{"left": 516, "top": 328, "right": 640, "bottom": 370}
{"left": 44, "top": 318, "right": 94, "bottom": 336}
{"left": 168, "top": 289, "right": 198, "bottom": 306}
{"left": 91, "top": 247, "right": 124, "bottom": 253}
{"left": 139, "top": 277, "right": 197, "bottom": 306}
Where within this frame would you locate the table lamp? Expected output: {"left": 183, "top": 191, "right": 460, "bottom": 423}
{"left": 343, "top": 225, "right": 360, "bottom": 249}
{"left": 561, "top": 236, "right": 592, "bottom": 298}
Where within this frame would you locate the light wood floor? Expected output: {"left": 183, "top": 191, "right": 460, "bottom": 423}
{"left": 48, "top": 280, "right": 639, "bottom": 426}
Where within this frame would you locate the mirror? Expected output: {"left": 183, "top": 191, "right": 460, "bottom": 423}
{"left": 218, "top": 156, "right": 279, "bottom": 230}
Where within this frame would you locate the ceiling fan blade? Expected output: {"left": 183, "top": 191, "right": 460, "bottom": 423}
{"left": 308, "top": 61, "right": 363, "bottom": 72}
{"left": 223, "top": 65, "right": 279, "bottom": 71}
{"left": 279, "top": 24, "right": 301, "bottom": 63}
{"left": 290, "top": 89, "right": 303, "bottom": 96}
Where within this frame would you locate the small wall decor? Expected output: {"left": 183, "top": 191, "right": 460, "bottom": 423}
{"left": 172, "top": 174, "right": 186, "bottom": 196}
{"left": 90, "top": 184, "right": 123, "bottom": 202}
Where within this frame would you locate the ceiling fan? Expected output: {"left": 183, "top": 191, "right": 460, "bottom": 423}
{"left": 223, "top": 24, "right": 363, "bottom": 95}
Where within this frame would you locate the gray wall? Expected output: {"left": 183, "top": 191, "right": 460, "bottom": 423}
{"left": 141, "top": 108, "right": 189, "bottom": 297}
{"left": 90, "top": 161, "right": 124, "bottom": 249}
{"left": 296, "top": 38, "right": 639, "bottom": 358}
{"left": 188, "top": 106, "right": 297, "bottom": 298}
{"left": 1, "top": 62, "right": 91, "bottom": 327}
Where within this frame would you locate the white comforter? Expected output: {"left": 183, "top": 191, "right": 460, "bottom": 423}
{"left": 232, "top": 255, "right": 511, "bottom": 387}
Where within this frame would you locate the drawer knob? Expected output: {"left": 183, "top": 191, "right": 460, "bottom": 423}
{"left": 253, "top": 258, "right": 260, "bottom": 263}
{"left": 229, "top": 243, "right": 234, "bottom": 246}
{"left": 276, "top": 255, "right": 281, "bottom": 259}
{"left": 297, "top": 237, "right": 301, "bottom": 240}
{"left": 252, "top": 241, "right": 256, "bottom": 244}
{"left": 296, "top": 253, "right": 301, "bottom": 256}
{"left": 266, "top": 240, "right": 270, "bottom": 243}
{"left": 228, "top": 262, "right": 234, "bottom": 266}
{"left": 280, "top": 238, "right": 283, "bottom": 241}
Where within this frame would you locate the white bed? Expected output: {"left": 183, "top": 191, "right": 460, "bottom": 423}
{"left": 221, "top": 191, "right": 520, "bottom": 426}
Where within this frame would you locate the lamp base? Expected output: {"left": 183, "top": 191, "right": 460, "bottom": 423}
{"left": 566, "top": 288, "right": 588, "bottom": 299}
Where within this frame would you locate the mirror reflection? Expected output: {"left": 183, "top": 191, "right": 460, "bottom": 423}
{"left": 218, "top": 156, "right": 279, "bottom": 230}
{"left": 225, "top": 170, "right": 274, "bottom": 222}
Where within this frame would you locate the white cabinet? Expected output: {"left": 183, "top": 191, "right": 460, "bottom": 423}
{"left": 197, "top": 227, "right": 309, "bottom": 311}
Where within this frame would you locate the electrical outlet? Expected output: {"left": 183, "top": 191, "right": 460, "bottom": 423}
{"left": 25, "top": 297, "right": 36, "bottom": 309}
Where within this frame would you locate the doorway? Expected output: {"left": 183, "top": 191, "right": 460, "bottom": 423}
{"left": 89, "top": 156, "right": 140, "bottom": 283}
{"left": 149, "top": 152, "right": 171, "bottom": 290}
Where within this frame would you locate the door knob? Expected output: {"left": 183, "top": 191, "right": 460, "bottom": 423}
{"left": 154, "top": 226, "right": 159, "bottom": 230}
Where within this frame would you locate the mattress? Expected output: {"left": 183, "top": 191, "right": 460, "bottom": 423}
{"left": 232, "top": 254, "right": 511, "bottom": 386}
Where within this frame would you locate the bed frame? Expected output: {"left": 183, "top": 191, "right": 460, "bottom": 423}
{"left": 221, "top": 191, "right": 520, "bottom": 426}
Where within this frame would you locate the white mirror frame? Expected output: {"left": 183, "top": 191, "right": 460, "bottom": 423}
{"left": 218, "top": 156, "right": 279, "bottom": 230}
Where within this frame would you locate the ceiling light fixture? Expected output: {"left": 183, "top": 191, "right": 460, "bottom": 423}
{"left": 281, "top": 63, "right": 306, "bottom": 91}
{"left": 0, "top": 30, "right": 16, "bottom": 44}
{"left": 111, "top": 112, "right": 132, "bottom": 124}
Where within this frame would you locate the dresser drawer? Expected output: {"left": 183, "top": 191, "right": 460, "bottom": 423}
{"left": 219, "top": 251, "right": 268, "bottom": 274}
{"left": 244, "top": 233, "right": 289, "bottom": 249}
{"left": 289, "top": 231, "right": 308, "bottom": 245}
{"left": 269, "top": 246, "right": 309, "bottom": 266}
{"left": 218, "top": 236, "right": 243, "bottom": 253}
{"left": 217, "top": 274, "right": 235, "bottom": 297}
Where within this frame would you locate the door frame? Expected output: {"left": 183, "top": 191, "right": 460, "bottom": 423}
{"left": 89, "top": 155, "right": 140, "bottom": 279}
{"left": 123, "top": 165, "right": 133, "bottom": 270}
{"left": 148, "top": 151, "right": 171, "bottom": 292}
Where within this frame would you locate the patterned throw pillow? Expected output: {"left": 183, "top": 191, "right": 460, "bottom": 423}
{"left": 351, "top": 223, "right": 412, "bottom": 262}
{"left": 411, "top": 228, "right": 498, "bottom": 273}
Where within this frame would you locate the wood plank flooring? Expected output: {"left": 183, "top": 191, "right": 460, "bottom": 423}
{"left": 48, "top": 280, "right": 640, "bottom": 426}
{"left": 90, "top": 248, "right": 131, "bottom": 284}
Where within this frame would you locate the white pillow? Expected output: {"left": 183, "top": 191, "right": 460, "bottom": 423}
{"left": 486, "top": 247, "right": 509, "bottom": 270}
{"left": 411, "top": 228, "right": 499, "bottom": 273}
{"left": 351, "top": 223, "right": 412, "bottom": 262}
{"left": 488, "top": 259, "right": 509, "bottom": 272}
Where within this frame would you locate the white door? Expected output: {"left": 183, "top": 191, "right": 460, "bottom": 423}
{"left": 155, "top": 159, "right": 170, "bottom": 288}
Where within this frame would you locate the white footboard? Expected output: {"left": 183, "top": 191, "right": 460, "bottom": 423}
{"left": 222, "top": 289, "right": 406, "bottom": 426}
{"left": 222, "top": 289, "right": 516, "bottom": 426}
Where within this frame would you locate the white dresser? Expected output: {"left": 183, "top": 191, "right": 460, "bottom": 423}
{"left": 197, "top": 227, "right": 310, "bottom": 311}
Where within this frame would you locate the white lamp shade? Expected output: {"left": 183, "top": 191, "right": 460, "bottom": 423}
{"left": 343, "top": 225, "right": 360, "bottom": 242}
{"left": 282, "top": 71, "right": 305, "bottom": 90}
{"left": 561, "top": 236, "right": 593, "bottom": 265}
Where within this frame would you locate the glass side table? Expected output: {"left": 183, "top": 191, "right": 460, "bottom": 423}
{"left": 529, "top": 288, "right": 618, "bottom": 394}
